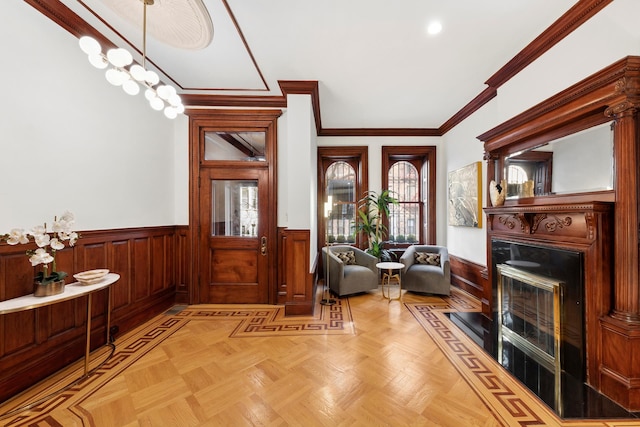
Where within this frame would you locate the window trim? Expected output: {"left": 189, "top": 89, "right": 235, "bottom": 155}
{"left": 318, "top": 146, "right": 369, "bottom": 249}
{"left": 382, "top": 146, "right": 437, "bottom": 245}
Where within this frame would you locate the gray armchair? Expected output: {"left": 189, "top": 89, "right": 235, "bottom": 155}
{"left": 400, "top": 245, "right": 451, "bottom": 295}
{"left": 322, "top": 245, "right": 379, "bottom": 297}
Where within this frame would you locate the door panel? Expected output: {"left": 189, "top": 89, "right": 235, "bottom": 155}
{"left": 200, "top": 168, "right": 269, "bottom": 303}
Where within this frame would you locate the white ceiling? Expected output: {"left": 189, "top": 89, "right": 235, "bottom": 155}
{"left": 60, "top": 1, "right": 602, "bottom": 129}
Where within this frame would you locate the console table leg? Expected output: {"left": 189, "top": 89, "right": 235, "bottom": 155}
{"left": 106, "top": 287, "right": 111, "bottom": 343}
{"left": 85, "top": 293, "right": 92, "bottom": 377}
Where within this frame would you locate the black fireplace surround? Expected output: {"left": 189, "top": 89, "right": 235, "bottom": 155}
{"left": 448, "top": 239, "right": 637, "bottom": 419}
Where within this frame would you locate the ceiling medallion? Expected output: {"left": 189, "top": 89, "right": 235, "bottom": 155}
{"left": 103, "top": 0, "right": 214, "bottom": 50}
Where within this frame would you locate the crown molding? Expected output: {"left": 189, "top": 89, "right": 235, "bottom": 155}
{"left": 26, "top": 0, "right": 608, "bottom": 138}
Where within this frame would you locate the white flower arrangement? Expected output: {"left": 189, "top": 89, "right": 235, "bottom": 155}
{"left": 2, "top": 211, "right": 79, "bottom": 285}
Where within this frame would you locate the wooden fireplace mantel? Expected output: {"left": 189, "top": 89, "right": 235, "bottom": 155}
{"left": 485, "top": 202, "right": 613, "bottom": 392}
{"left": 479, "top": 56, "right": 640, "bottom": 410}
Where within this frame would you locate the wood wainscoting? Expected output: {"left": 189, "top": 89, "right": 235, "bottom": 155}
{"left": 278, "top": 228, "right": 316, "bottom": 316}
{"left": 449, "top": 255, "right": 487, "bottom": 306}
{"left": 0, "top": 226, "right": 179, "bottom": 404}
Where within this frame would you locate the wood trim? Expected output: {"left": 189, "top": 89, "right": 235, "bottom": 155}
{"left": 174, "top": 225, "right": 190, "bottom": 304}
{"left": 449, "top": 255, "right": 487, "bottom": 304}
{"left": 485, "top": 0, "right": 613, "bottom": 89}
{"left": 279, "top": 229, "right": 314, "bottom": 316}
{"left": 0, "top": 226, "right": 178, "bottom": 404}
{"left": 319, "top": 128, "right": 441, "bottom": 137}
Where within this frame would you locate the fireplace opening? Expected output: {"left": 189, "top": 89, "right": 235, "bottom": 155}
{"left": 497, "top": 264, "right": 563, "bottom": 409}
{"left": 491, "top": 240, "right": 585, "bottom": 416}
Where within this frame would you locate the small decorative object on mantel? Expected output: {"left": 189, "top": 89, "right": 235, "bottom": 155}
{"left": 1, "top": 211, "right": 79, "bottom": 297}
{"left": 489, "top": 179, "right": 506, "bottom": 207}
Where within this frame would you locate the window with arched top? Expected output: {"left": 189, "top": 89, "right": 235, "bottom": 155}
{"left": 325, "top": 161, "right": 357, "bottom": 243}
{"left": 382, "top": 146, "right": 437, "bottom": 245}
{"left": 318, "top": 147, "right": 368, "bottom": 248}
{"left": 388, "top": 161, "right": 420, "bottom": 243}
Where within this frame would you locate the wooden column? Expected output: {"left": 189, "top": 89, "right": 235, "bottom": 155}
{"left": 608, "top": 104, "right": 640, "bottom": 321}
{"left": 600, "top": 100, "right": 640, "bottom": 409}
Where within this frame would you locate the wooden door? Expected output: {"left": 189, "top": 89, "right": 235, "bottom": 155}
{"left": 199, "top": 167, "right": 270, "bottom": 303}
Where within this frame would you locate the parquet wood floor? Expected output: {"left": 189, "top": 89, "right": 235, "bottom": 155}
{"left": 2, "top": 287, "right": 640, "bottom": 426}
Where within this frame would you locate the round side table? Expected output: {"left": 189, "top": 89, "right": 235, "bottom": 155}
{"left": 376, "top": 261, "right": 404, "bottom": 302}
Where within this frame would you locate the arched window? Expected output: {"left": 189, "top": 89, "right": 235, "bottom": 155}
{"left": 382, "top": 146, "right": 437, "bottom": 245}
{"left": 325, "top": 162, "right": 357, "bottom": 244}
{"left": 388, "top": 161, "right": 420, "bottom": 243}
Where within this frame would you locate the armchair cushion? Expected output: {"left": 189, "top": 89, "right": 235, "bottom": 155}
{"left": 336, "top": 250, "right": 356, "bottom": 265}
{"left": 415, "top": 252, "right": 440, "bottom": 265}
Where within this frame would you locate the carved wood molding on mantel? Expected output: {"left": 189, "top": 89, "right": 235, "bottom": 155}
{"left": 485, "top": 202, "right": 612, "bottom": 243}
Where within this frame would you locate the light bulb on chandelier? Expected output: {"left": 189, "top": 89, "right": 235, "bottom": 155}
{"left": 77, "top": 0, "right": 184, "bottom": 119}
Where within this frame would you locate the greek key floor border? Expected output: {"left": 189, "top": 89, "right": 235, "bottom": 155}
{"left": 0, "top": 297, "right": 355, "bottom": 426}
{"left": 404, "top": 300, "right": 640, "bottom": 427}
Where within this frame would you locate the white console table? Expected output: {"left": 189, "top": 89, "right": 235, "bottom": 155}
{"left": 0, "top": 273, "right": 120, "bottom": 377}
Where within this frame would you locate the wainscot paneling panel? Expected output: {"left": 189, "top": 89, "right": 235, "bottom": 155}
{"left": 174, "top": 226, "right": 190, "bottom": 304}
{"left": 278, "top": 228, "right": 315, "bottom": 315}
{"left": 449, "top": 255, "right": 487, "bottom": 304}
{"left": 0, "top": 226, "right": 177, "bottom": 404}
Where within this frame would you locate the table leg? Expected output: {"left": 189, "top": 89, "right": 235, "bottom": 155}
{"left": 106, "top": 286, "right": 111, "bottom": 343}
{"left": 85, "top": 293, "right": 92, "bottom": 377}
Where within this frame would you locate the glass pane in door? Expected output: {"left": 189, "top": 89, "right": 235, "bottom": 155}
{"left": 211, "top": 180, "right": 258, "bottom": 236}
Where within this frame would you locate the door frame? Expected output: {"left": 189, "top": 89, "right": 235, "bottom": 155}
{"left": 187, "top": 109, "right": 282, "bottom": 305}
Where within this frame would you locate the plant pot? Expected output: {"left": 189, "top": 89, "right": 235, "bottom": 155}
{"left": 34, "top": 279, "right": 65, "bottom": 297}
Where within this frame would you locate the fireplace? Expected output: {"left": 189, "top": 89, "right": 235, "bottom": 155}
{"left": 491, "top": 239, "right": 586, "bottom": 416}
{"left": 497, "top": 263, "right": 563, "bottom": 408}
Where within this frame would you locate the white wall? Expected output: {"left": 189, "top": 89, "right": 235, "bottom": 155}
{"left": 279, "top": 94, "right": 318, "bottom": 269}
{"left": 0, "top": 1, "right": 178, "bottom": 232}
{"left": 173, "top": 115, "right": 190, "bottom": 225}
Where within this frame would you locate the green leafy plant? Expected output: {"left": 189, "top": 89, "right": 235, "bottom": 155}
{"left": 356, "top": 190, "right": 398, "bottom": 260}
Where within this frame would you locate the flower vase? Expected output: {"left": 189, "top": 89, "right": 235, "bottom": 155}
{"left": 34, "top": 278, "right": 65, "bottom": 297}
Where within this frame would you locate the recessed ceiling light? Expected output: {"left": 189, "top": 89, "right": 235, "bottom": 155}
{"left": 426, "top": 21, "right": 442, "bottom": 35}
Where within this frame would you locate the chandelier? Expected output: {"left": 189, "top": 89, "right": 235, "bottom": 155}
{"left": 78, "top": 0, "right": 184, "bottom": 119}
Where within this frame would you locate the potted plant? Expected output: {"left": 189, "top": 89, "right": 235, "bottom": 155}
{"left": 356, "top": 190, "right": 398, "bottom": 261}
{"left": 1, "top": 211, "right": 79, "bottom": 296}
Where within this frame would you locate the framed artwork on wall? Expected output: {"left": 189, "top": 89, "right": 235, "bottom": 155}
{"left": 448, "top": 161, "right": 482, "bottom": 228}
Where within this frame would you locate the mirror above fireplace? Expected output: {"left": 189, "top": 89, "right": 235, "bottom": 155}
{"left": 504, "top": 122, "right": 614, "bottom": 199}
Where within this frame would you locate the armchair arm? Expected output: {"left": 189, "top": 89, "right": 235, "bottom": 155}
{"left": 354, "top": 249, "right": 378, "bottom": 273}
{"left": 438, "top": 247, "right": 451, "bottom": 281}
{"left": 400, "top": 246, "right": 416, "bottom": 271}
